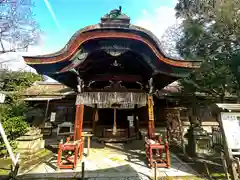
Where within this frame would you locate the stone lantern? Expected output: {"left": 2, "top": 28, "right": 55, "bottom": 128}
{"left": 186, "top": 116, "right": 211, "bottom": 157}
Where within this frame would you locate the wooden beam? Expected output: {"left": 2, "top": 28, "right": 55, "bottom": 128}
{"left": 84, "top": 88, "right": 145, "bottom": 93}
{"left": 86, "top": 74, "right": 143, "bottom": 82}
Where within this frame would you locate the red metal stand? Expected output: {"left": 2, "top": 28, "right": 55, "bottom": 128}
{"left": 57, "top": 137, "right": 83, "bottom": 169}
{"left": 145, "top": 136, "right": 170, "bottom": 168}
{"left": 57, "top": 103, "right": 84, "bottom": 169}
{"left": 145, "top": 95, "right": 170, "bottom": 168}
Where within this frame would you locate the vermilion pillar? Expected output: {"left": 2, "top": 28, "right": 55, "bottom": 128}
{"left": 74, "top": 104, "right": 84, "bottom": 141}
{"left": 147, "top": 95, "right": 155, "bottom": 139}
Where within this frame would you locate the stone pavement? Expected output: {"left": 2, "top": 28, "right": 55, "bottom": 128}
{"left": 17, "top": 140, "right": 203, "bottom": 179}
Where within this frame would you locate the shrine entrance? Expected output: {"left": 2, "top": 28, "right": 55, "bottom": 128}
{"left": 78, "top": 91, "right": 146, "bottom": 143}
{"left": 94, "top": 108, "right": 137, "bottom": 142}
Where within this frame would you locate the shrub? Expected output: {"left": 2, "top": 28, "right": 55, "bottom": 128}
{"left": 0, "top": 101, "right": 30, "bottom": 157}
{"left": 2, "top": 116, "right": 29, "bottom": 140}
{"left": 0, "top": 70, "right": 43, "bottom": 157}
{"left": 0, "top": 70, "right": 42, "bottom": 157}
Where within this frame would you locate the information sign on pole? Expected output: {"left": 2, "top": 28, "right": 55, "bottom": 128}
{"left": 220, "top": 112, "right": 240, "bottom": 149}
{"left": 50, "top": 112, "right": 56, "bottom": 122}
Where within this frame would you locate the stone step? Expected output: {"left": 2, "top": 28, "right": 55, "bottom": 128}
{"left": 18, "top": 149, "right": 53, "bottom": 174}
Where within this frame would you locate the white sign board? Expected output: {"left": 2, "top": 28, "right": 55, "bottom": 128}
{"left": 50, "top": 112, "right": 56, "bottom": 122}
{"left": 127, "top": 116, "right": 134, "bottom": 127}
{"left": 221, "top": 112, "right": 240, "bottom": 149}
{"left": 0, "top": 93, "right": 6, "bottom": 103}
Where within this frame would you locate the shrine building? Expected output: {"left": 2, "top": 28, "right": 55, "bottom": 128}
{"left": 23, "top": 9, "right": 201, "bottom": 145}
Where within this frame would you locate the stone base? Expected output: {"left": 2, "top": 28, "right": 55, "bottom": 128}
{"left": 18, "top": 140, "right": 199, "bottom": 179}
{"left": 16, "top": 134, "right": 45, "bottom": 159}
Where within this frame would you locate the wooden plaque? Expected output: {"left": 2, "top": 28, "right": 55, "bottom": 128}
{"left": 148, "top": 95, "right": 154, "bottom": 121}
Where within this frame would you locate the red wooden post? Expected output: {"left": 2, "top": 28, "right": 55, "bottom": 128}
{"left": 73, "top": 102, "right": 84, "bottom": 161}
{"left": 79, "top": 141, "right": 83, "bottom": 160}
{"left": 57, "top": 98, "right": 85, "bottom": 169}
{"left": 57, "top": 142, "right": 63, "bottom": 167}
{"left": 74, "top": 104, "right": 84, "bottom": 141}
{"left": 78, "top": 104, "right": 84, "bottom": 139}
{"left": 73, "top": 105, "right": 79, "bottom": 141}
{"left": 150, "top": 146, "right": 153, "bottom": 165}
{"left": 166, "top": 141, "right": 170, "bottom": 168}
{"left": 74, "top": 145, "right": 78, "bottom": 169}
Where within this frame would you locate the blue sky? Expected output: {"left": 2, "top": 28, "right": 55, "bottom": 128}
{"left": 1, "top": 0, "right": 178, "bottom": 71}
{"left": 30, "top": 0, "right": 178, "bottom": 53}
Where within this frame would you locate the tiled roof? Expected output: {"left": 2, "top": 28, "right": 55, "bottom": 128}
{"left": 22, "top": 81, "right": 181, "bottom": 97}
{"left": 22, "top": 81, "right": 74, "bottom": 96}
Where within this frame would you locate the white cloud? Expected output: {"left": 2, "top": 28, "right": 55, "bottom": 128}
{"left": 0, "top": 32, "right": 60, "bottom": 73}
{"left": 43, "top": 0, "right": 61, "bottom": 31}
{"left": 0, "top": 52, "right": 36, "bottom": 72}
{"left": 134, "top": 5, "right": 179, "bottom": 39}
{"left": 0, "top": 52, "right": 57, "bottom": 82}
{"left": 23, "top": 33, "right": 59, "bottom": 56}
{"left": 134, "top": 3, "right": 183, "bottom": 85}
{"left": 134, "top": 3, "right": 183, "bottom": 59}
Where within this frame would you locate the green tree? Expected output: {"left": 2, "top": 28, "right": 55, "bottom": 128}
{"left": 0, "top": 70, "right": 42, "bottom": 92}
{"left": 175, "top": 0, "right": 240, "bottom": 102}
{"left": 0, "top": 70, "right": 42, "bottom": 157}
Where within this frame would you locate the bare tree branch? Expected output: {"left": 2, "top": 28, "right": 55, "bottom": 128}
{"left": 0, "top": 0, "right": 40, "bottom": 57}
{"left": 160, "top": 23, "right": 183, "bottom": 59}
{"left": 0, "top": 38, "right": 5, "bottom": 52}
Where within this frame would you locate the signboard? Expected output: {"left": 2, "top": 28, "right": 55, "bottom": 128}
{"left": 148, "top": 95, "right": 154, "bottom": 121}
{"left": 221, "top": 112, "right": 240, "bottom": 149}
{"left": 0, "top": 93, "right": 6, "bottom": 103}
{"left": 50, "top": 112, "right": 56, "bottom": 122}
{"left": 127, "top": 116, "right": 134, "bottom": 127}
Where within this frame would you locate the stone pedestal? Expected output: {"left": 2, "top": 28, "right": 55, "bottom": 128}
{"left": 16, "top": 134, "right": 45, "bottom": 159}
{"left": 186, "top": 126, "right": 211, "bottom": 157}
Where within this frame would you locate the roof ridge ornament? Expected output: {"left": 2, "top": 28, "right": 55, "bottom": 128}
{"left": 109, "top": 6, "right": 122, "bottom": 19}
{"left": 100, "top": 6, "right": 130, "bottom": 28}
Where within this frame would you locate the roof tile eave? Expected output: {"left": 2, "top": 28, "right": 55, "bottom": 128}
{"left": 23, "top": 33, "right": 200, "bottom": 69}
{"left": 22, "top": 26, "right": 202, "bottom": 66}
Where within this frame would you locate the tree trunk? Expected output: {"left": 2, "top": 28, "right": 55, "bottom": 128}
{"left": 189, "top": 102, "right": 201, "bottom": 127}
{"left": 220, "top": 94, "right": 225, "bottom": 103}
{"left": 236, "top": 89, "right": 240, "bottom": 103}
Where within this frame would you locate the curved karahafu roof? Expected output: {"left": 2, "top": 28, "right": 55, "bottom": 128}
{"left": 23, "top": 9, "right": 201, "bottom": 90}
